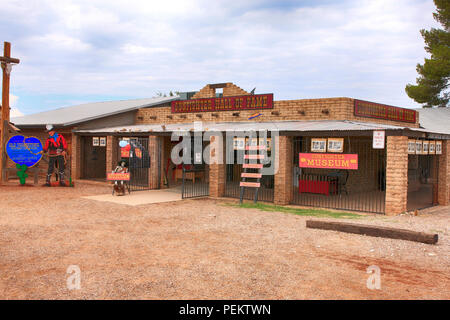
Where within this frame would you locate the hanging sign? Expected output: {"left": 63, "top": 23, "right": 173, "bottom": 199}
{"left": 422, "top": 141, "right": 429, "bottom": 155}
{"left": 327, "top": 138, "right": 344, "bottom": 153}
{"left": 311, "top": 138, "right": 327, "bottom": 153}
{"left": 6, "top": 135, "right": 43, "bottom": 167}
{"left": 436, "top": 141, "right": 442, "bottom": 155}
{"left": 429, "top": 141, "right": 436, "bottom": 154}
{"left": 171, "top": 93, "right": 274, "bottom": 113}
{"left": 408, "top": 139, "right": 416, "bottom": 154}
{"left": 415, "top": 140, "right": 423, "bottom": 155}
{"left": 299, "top": 153, "right": 358, "bottom": 170}
{"left": 372, "top": 131, "right": 385, "bottom": 149}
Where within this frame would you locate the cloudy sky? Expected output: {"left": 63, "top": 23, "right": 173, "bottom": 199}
{"left": 0, "top": 0, "right": 439, "bottom": 116}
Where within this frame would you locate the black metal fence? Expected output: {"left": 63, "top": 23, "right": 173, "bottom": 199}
{"left": 128, "top": 137, "right": 155, "bottom": 191}
{"left": 291, "top": 136, "right": 386, "bottom": 214}
{"left": 181, "top": 165, "right": 209, "bottom": 199}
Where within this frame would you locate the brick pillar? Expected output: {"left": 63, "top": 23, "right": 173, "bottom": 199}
{"left": 159, "top": 136, "right": 166, "bottom": 188}
{"left": 106, "top": 136, "right": 117, "bottom": 175}
{"left": 149, "top": 136, "right": 160, "bottom": 189}
{"left": 71, "top": 134, "right": 81, "bottom": 180}
{"left": 385, "top": 135, "right": 408, "bottom": 215}
{"left": 209, "top": 134, "right": 225, "bottom": 197}
{"left": 274, "top": 135, "right": 293, "bottom": 205}
{"left": 438, "top": 140, "right": 450, "bottom": 205}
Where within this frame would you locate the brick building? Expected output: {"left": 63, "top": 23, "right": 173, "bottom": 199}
{"left": 10, "top": 82, "right": 450, "bottom": 215}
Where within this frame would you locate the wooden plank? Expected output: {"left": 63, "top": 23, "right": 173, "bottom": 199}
{"left": 306, "top": 220, "right": 438, "bottom": 245}
{"left": 240, "top": 181, "right": 260, "bottom": 188}
{"left": 245, "top": 145, "right": 266, "bottom": 151}
{"left": 241, "top": 172, "right": 262, "bottom": 178}
{"left": 243, "top": 163, "right": 263, "bottom": 169}
{"left": 244, "top": 154, "right": 265, "bottom": 160}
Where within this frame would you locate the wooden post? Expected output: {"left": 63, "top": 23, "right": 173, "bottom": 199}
{"left": 0, "top": 42, "right": 20, "bottom": 183}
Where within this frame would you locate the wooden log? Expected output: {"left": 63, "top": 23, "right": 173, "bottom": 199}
{"left": 243, "top": 163, "right": 263, "bottom": 169}
{"left": 240, "top": 182, "right": 260, "bottom": 188}
{"left": 306, "top": 220, "right": 438, "bottom": 245}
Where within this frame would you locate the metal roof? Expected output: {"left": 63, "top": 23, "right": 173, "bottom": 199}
{"left": 11, "top": 96, "right": 179, "bottom": 127}
{"left": 415, "top": 107, "right": 450, "bottom": 135}
{"left": 74, "top": 120, "right": 407, "bottom": 134}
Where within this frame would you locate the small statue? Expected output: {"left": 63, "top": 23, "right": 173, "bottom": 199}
{"left": 113, "top": 159, "right": 128, "bottom": 196}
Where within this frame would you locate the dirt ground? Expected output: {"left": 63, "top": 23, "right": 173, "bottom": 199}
{"left": 0, "top": 182, "right": 449, "bottom": 300}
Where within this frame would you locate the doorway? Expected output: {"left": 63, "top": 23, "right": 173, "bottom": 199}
{"left": 81, "top": 136, "right": 107, "bottom": 180}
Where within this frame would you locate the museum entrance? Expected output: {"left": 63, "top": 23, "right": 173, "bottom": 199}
{"left": 407, "top": 154, "right": 439, "bottom": 211}
{"left": 81, "top": 136, "right": 107, "bottom": 180}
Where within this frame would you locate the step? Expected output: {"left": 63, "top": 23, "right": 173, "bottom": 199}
{"left": 244, "top": 154, "right": 265, "bottom": 160}
{"left": 241, "top": 172, "right": 262, "bottom": 178}
{"left": 240, "top": 182, "right": 261, "bottom": 188}
{"left": 242, "top": 163, "right": 264, "bottom": 169}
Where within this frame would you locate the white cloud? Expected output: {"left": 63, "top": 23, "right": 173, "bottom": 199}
{"left": 9, "top": 94, "right": 24, "bottom": 117}
{"left": 0, "top": 0, "right": 441, "bottom": 109}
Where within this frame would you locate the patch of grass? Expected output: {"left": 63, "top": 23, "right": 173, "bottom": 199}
{"left": 224, "top": 202, "right": 361, "bottom": 219}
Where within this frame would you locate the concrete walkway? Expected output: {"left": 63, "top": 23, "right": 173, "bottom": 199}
{"left": 83, "top": 187, "right": 183, "bottom": 206}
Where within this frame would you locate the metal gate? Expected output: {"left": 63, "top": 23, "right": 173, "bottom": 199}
{"left": 291, "top": 136, "right": 386, "bottom": 214}
{"left": 128, "top": 137, "right": 156, "bottom": 191}
{"left": 181, "top": 164, "right": 209, "bottom": 198}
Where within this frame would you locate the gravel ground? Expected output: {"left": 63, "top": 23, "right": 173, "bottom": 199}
{"left": 0, "top": 182, "right": 449, "bottom": 299}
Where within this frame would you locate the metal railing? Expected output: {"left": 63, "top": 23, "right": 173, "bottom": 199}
{"left": 181, "top": 166, "right": 209, "bottom": 199}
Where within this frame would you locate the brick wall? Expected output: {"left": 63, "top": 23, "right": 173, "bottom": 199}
{"left": 438, "top": 140, "right": 450, "bottom": 205}
{"left": 385, "top": 135, "right": 408, "bottom": 215}
{"left": 274, "top": 135, "right": 293, "bottom": 205}
{"left": 135, "top": 97, "right": 419, "bottom": 128}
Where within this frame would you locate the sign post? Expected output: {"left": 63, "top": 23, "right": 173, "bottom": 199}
{"left": 0, "top": 42, "right": 20, "bottom": 183}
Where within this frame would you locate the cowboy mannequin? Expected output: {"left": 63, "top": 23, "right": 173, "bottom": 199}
{"left": 41, "top": 124, "right": 68, "bottom": 186}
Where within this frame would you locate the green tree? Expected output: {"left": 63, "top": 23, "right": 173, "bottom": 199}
{"left": 405, "top": 0, "right": 450, "bottom": 108}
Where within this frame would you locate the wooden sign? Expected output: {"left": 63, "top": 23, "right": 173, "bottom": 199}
{"left": 327, "top": 138, "right": 344, "bottom": 153}
{"left": 107, "top": 172, "right": 130, "bottom": 181}
{"left": 299, "top": 153, "right": 358, "bottom": 170}
{"left": 354, "top": 99, "right": 417, "bottom": 123}
{"left": 171, "top": 93, "right": 274, "bottom": 113}
{"left": 311, "top": 138, "right": 327, "bottom": 153}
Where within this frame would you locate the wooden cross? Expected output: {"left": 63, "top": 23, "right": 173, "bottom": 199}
{"left": 0, "top": 41, "right": 20, "bottom": 183}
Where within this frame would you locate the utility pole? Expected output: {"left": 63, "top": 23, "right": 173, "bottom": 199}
{"left": 0, "top": 42, "right": 20, "bottom": 183}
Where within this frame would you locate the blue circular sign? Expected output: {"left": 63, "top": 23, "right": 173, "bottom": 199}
{"left": 6, "top": 135, "right": 43, "bottom": 167}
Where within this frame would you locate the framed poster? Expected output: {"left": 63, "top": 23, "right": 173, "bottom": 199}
{"left": 408, "top": 139, "right": 416, "bottom": 154}
{"left": 327, "top": 138, "right": 344, "bottom": 153}
{"left": 311, "top": 138, "right": 327, "bottom": 153}
{"left": 429, "top": 141, "right": 435, "bottom": 154}
{"left": 92, "top": 137, "right": 99, "bottom": 146}
{"left": 99, "top": 137, "right": 107, "bottom": 147}
{"left": 415, "top": 140, "right": 422, "bottom": 155}
{"left": 422, "top": 141, "right": 429, "bottom": 155}
{"left": 233, "top": 137, "right": 245, "bottom": 150}
{"left": 436, "top": 141, "right": 442, "bottom": 155}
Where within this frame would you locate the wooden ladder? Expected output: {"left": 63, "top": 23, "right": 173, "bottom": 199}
{"left": 239, "top": 144, "right": 266, "bottom": 204}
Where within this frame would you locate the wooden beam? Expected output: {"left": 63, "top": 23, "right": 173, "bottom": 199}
{"left": 243, "top": 163, "right": 264, "bottom": 169}
{"left": 241, "top": 172, "right": 262, "bottom": 178}
{"left": 0, "top": 56, "right": 20, "bottom": 64}
{"left": 240, "top": 181, "right": 260, "bottom": 188}
{"left": 306, "top": 220, "right": 438, "bottom": 245}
